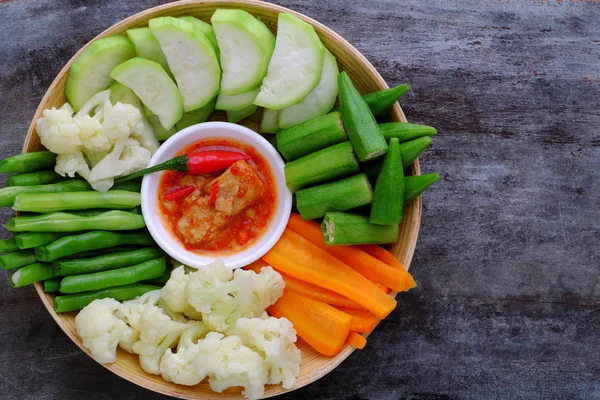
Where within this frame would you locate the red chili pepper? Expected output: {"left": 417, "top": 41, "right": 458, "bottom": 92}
{"left": 187, "top": 151, "right": 250, "bottom": 175}
{"left": 163, "top": 185, "right": 195, "bottom": 201}
{"left": 208, "top": 181, "right": 218, "bottom": 205}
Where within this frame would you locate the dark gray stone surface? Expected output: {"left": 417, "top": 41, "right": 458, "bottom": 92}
{"left": 1, "top": 0, "right": 599, "bottom": 399}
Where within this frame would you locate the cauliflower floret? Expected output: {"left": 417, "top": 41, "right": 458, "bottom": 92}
{"left": 185, "top": 261, "right": 285, "bottom": 333}
{"left": 75, "top": 298, "right": 139, "bottom": 363}
{"left": 161, "top": 265, "right": 190, "bottom": 313}
{"left": 36, "top": 103, "right": 82, "bottom": 154}
{"left": 55, "top": 151, "right": 91, "bottom": 179}
{"left": 119, "top": 138, "right": 152, "bottom": 176}
{"left": 159, "top": 321, "right": 210, "bottom": 385}
{"left": 117, "top": 290, "right": 163, "bottom": 329}
{"left": 234, "top": 317, "right": 301, "bottom": 389}
{"left": 193, "top": 332, "right": 269, "bottom": 400}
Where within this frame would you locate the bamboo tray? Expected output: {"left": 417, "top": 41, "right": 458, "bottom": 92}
{"left": 23, "top": 0, "right": 422, "bottom": 398}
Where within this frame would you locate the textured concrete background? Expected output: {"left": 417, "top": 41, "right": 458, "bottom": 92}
{"left": 1, "top": 0, "right": 599, "bottom": 399}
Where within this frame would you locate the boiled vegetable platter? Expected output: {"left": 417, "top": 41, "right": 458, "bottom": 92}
{"left": 18, "top": 0, "right": 423, "bottom": 398}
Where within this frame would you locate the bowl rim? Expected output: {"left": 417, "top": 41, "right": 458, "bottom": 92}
{"left": 140, "top": 121, "right": 292, "bottom": 269}
{"left": 23, "top": 0, "right": 422, "bottom": 398}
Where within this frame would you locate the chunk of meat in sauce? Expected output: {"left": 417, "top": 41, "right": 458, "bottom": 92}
{"left": 176, "top": 160, "right": 265, "bottom": 245}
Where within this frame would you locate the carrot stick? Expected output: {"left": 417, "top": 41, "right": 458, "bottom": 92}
{"left": 346, "top": 332, "right": 367, "bottom": 350}
{"left": 336, "top": 307, "right": 381, "bottom": 333}
{"left": 245, "top": 259, "right": 364, "bottom": 309}
{"left": 263, "top": 229, "right": 397, "bottom": 319}
{"left": 358, "top": 244, "right": 406, "bottom": 270}
{"left": 287, "top": 214, "right": 416, "bottom": 292}
{"left": 268, "top": 289, "right": 351, "bottom": 356}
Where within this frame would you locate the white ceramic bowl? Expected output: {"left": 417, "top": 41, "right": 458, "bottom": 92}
{"left": 141, "top": 121, "right": 292, "bottom": 269}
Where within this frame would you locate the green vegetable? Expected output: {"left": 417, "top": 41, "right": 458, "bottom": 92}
{"left": 259, "top": 109, "right": 279, "bottom": 134}
{"left": 296, "top": 174, "right": 373, "bottom": 220}
{"left": 370, "top": 138, "right": 404, "bottom": 225}
{"left": 35, "top": 230, "right": 154, "bottom": 262}
{"left": 363, "top": 83, "right": 410, "bottom": 119}
{"left": 126, "top": 27, "right": 172, "bottom": 76}
{"left": 59, "top": 257, "right": 166, "bottom": 294}
{"left": 216, "top": 88, "right": 260, "bottom": 111}
{"left": 109, "top": 81, "right": 144, "bottom": 108}
{"left": 6, "top": 170, "right": 62, "bottom": 186}
{"left": 276, "top": 111, "right": 347, "bottom": 161}
{"left": 112, "top": 179, "right": 142, "bottom": 192}
{"left": 110, "top": 57, "right": 183, "bottom": 130}
{"left": 211, "top": 9, "right": 275, "bottom": 95}
{"left": 338, "top": 71, "right": 388, "bottom": 161}
{"left": 65, "top": 35, "right": 136, "bottom": 111}
{"left": 0, "top": 238, "right": 19, "bottom": 252}
{"left": 254, "top": 13, "right": 325, "bottom": 110}
{"left": 143, "top": 269, "right": 172, "bottom": 285}
{"left": 0, "top": 151, "right": 57, "bottom": 174}
{"left": 0, "top": 250, "right": 37, "bottom": 270}
{"left": 10, "top": 262, "right": 55, "bottom": 288}
{"left": 54, "top": 283, "right": 160, "bottom": 313}
{"left": 226, "top": 104, "right": 258, "bottom": 123}
{"left": 147, "top": 113, "right": 177, "bottom": 141}
{"left": 54, "top": 247, "right": 164, "bottom": 277}
{"left": 284, "top": 141, "right": 359, "bottom": 193}
{"left": 179, "top": 16, "right": 220, "bottom": 56}
{"left": 15, "top": 232, "right": 67, "bottom": 249}
{"left": 149, "top": 17, "right": 220, "bottom": 111}
{"left": 321, "top": 212, "right": 399, "bottom": 245}
{"left": 379, "top": 122, "right": 437, "bottom": 142}
{"left": 404, "top": 173, "right": 440, "bottom": 205}
{"left": 60, "top": 246, "right": 140, "bottom": 260}
{"left": 12, "top": 190, "right": 140, "bottom": 213}
{"left": 43, "top": 279, "right": 61, "bottom": 293}
{"left": 5, "top": 210, "right": 145, "bottom": 232}
{"left": 0, "top": 180, "right": 91, "bottom": 207}
{"left": 175, "top": 98, "right": 216, "bottom": 131}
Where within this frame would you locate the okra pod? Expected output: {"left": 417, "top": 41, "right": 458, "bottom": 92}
{"left": 59, "top": 257, "right": 166, "bottom": 294}
{"left": 338, "top": 72, "right": 388, "bottom": 161}
{"left": 0, "top": 151, "right": 56, "bottom": 174}
{"left": 284, "top": 141, "right": 360, "bottom": 193}
{"left": 43, "top": 279, "right": 61, "bottom": 293}
{"left": 12, "top": 190, "right": 141, "bottom": 213}
{"left": 276, "top": 112, "right": 347, "bottom": 161}
{"left": 379, "top": 122, "right": 437, "bottom": 142}
{"left": 363, "top": 84, "right": 410, "bottom": 119}
{"left": 15, "top": 232, "right": 68, "bottom": 249}
{"left": 0, "top": 180, "right": 91, "bottom": 207}
{"left": 404, "top": 173, "right": 440, "bottom": 205}
{"left": 5, "top": 210, "right": 145, "bottom": 232}
{"left": 370, "top": 138, "right": 405, "bottom": 225}
{"left": 321, "top": 212, "right": 399, "bottom": 245}
{"left": 0, "top": 249, "right": 38, "bottom": 270}
{"left": 10, "top": 262, "right": 56, "bottom": 288}
{"left": 35, "top": 230, "right": 155, "bottom": 262}
{"left": 54, "top": 283, "right": 160, "bottom": 313}
{"left": 6, "top": 170, "right": 63, "bottom": 186}
{"left": 0, "top": 238, "right": 19, "bottom": 252}
{"left": 296, "top": 174, "right": 373, "bottom": 220}
{"left": 53, "top": 247, "right": 164, "bottom": 276}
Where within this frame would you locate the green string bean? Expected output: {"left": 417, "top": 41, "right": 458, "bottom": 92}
{"left": 0, "top": 249, "right": 38, "bottom": 270}
{"left": 13, "top": 190, "right": 141, "bottom": 213}
{"left": 6, "top": 210, "right": 145, "bottom": 232}
{"left": 53, "top": 247, "right": 164, "bottom": 276}
{"left": 43, "top": 279, "right": 61, "bottom": 293}
{"left": 0, "top": 151, "right": 56, "bottom": 174}
{"left": 0, "top": 180, "right": 91, "bottom": 207}
{"left": 54, "top": 283, "right": 161, "bottom": 312}
{"left": 10, "top": 262, "right": 56, "bottom": 288}
{"left": 6, "top": 170, "right": 63, "bottom": 186}
{"left": 15, "top": 232, "right": 68, "bottom": 249}
{"left": 0, "top": 238, "right": 19, "bottom": 252}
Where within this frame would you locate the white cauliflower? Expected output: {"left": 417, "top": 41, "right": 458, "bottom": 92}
{"left": 161, "top": 265, "right": 190, "bottom": 313}
{"left": 35, "top": 89, "right": 156, "bottom": 192}
{"left": 185, "top": 261, "right": 285, "bottom": 333}
{"left": 234, "top": 317, "right": 301, "bottom": 389}
{"left": 193, "top": 332, "right": 269, "bottom": 400}
{"left": 75, "top": 298, "right": 139, "bottom": 363}
{"left": 159, "top": 321, "right": 210, "bottom": 385}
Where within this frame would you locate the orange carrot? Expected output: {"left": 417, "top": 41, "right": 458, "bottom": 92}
{"left": 358, "top": 244, "right": 406, "bottom": 270}
{"left": 336, "top": 307, "right": 381, "bottom": 333}
{"left": 263, "top": 229, "right": 397, "bottom": 319}
{"left": 268, "top": 289, "right": 351, "bottom": 356}
{"left": 287, "top": 214, "right": 416, "bottom": 292}
{"left": 245, "top": 259, "right": 364, "bottom": 309}
{"left": 346, "top": 332, "right": 367, "bottom": 349}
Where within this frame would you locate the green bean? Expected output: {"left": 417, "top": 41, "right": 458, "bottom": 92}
{"left": 43, "top": 279, "right": 61, "bottom": 293}
{"left": 54, "top": 247, "right": 164, "bottom": 276}
{"left": 35, "top": 231, "right": 154, "bottom": 262}
{"left": 0, "top": 250, "right": 37, "bottom": 270}
{"left": 60, "top": 257, "right": 166, "bottom": 293}
{"left": 23, "top": 206, "right": 141, "bottom": 218}
{"left": 0, "top": 180, "right": 91, "bottom": 207}
{"left": 5, "top": 210, "right": 145, "bottom": 232}
{"left": 0, "top": 238, "right": 19, "bottom": 252}
{"left": 54, "top": 283, "right": 161, "bottom": 312}
{"left": 0, "top": 151, "right": 56, "bottom": 174}
{"left": 143, "top": 268, "right": 172, "bottom": 285}
{"left": 10, "top": 262, "right": 55, "bottom": 288}
{"left": 112, "top": 179, "right": 142, "bottom": 192}
{"left": 12, "top": 190, "right": 141, "bottom": 213}
{"left": 15, "top": 232, "right": 68, "bottom": 249}
{"left": 6, "top": 170, "right": 63, "bottom": 186}
{"left": 60, "top": 246, "right": 141, "bottom": 260}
